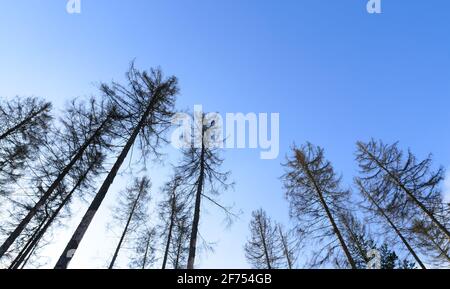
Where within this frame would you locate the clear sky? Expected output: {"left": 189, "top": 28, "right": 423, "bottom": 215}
{"left": 0, "top": 0, "right": 449, "bottom": 268}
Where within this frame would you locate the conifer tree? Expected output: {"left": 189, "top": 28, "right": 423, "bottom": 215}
{"left": 55, "top": 64, "right": 178, "bottom": 269}
{"left": 282, "top": 143, "right": 356, "bottom": 268}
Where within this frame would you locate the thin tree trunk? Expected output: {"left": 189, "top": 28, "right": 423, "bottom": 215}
{"left": 341, "top": 221, "right": 368, "bottom": 266}
{"left": 141, "top": 233, "right": 152, "bottom": 269}
{"left": 8, "top": 216, "right": 48, "bottom": 269}
{"left": 108, "top": 182, "right": 145, "bottom": 269}
{"left": 55, "top": 99, "right": 156, "bottom": 269}
{"left": 162, "top": 201, "right": 176, "bottom": 269}
{"left": 360, "top": 184, "right": 427, "bottom": 269}
{"left": 10, "top": 162, "right": 95, "bottom": 269}
{"left": 298, "top": 154, "right": 357, "bottom": 269}
{"left": 258, "top": 218, "right": 272, "bottom": 269}
{"left": 0, "top": 116, "right": 110, "bottom": 259}
{"left": 360, "top": 145, "right": 450, "bottom": 240}
{"left": 278, "top": 226, "right": 293, "bottom": 269}
{"left": 187, "top": 127, "right": 206, "bottom": 269}
{"left": 20, "top": 239, "right": 39, "bottom": 269}
{"left": 174, "top": 228, "right": 184, "bottom": 269}
{"left": 0, "top": 103, "right": 50, "bottom": 141}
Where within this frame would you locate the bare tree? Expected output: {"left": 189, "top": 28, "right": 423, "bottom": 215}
{"left": 356, "top": 140, "right": 449, "bottom": 240}
{"left": 169, "top": 214, "right": 191, "bottom": 269}
{"left": 158, "top": 175, "right": 191, "bottom": 269}
{"left": 129, "top": 227, "right": 157, "bottom": 269}
{"left": 0, "top": 96, "right": 52, "bottom": 196}
{"left": 355, "top": 179, "right": 426, "bottom": 269}
{"left": 109, "top": 177, "right": 151, "bottom": 269}
{"left": 9, "top": 149, "right": 105, "bottom": 269}
{"left": 282, "top": 143, "right": 356, "bottom": 268}
{"left": 409, "top": 211, "right": 450, "bottom": 266}
{"left": 0, "top": 96, "right": 51, "bottom": 141}
{"left": 244, "top": 209, "right": 282, "bottom": 269}
{"left": 55, "top": 63, "right": 178, "bottom": 268}
{"left": 0, "top": 97, "right": 114, "bottom": 259}
{"left": 175, "top": 112, "right": 233, "bottom": 269}
{"left": 277, "top": 224, "right": 299, "bottom": 269}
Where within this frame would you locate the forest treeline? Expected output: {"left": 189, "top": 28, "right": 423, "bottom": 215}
{"left": 0, "top": 64, "right": 449, "bottom": 269}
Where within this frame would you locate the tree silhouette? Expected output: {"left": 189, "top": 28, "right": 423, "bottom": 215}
{"left": 0, "top": 96, "right": 52, "bottom": 196}
{"left": 129, "top": 227, "right": 157, "bottom": 269}
{"left": 245, "top": 209, "right": 283, "bottom": 269}
{"left": 282, "top": 143, "right": 356, "bottom": 268}
{"left": 54, "top": 63, "right": 178, "bottom": 269}
{"left": 0, "top": 98, "right": 114, "bottom": 259}
{"left": 356, "top": 140, "right": 449, "bottom": 240}
{"left": 109, "top": 177, "right": 152, "bottom": 269}
{"left": 158, "top": 175, "right": 191, "bottom": 269}
{"left": 175, "top": 112, "right": 233, "bottom": 269}
{"left": 355, "top": 179, "right": 426, "bottom": 269}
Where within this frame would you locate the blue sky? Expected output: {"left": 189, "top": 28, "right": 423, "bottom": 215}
{"left": 0, "top": 0, "right": 449, "bottom": 268}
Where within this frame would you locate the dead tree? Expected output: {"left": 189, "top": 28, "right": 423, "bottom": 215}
{"left": 244, "top": 209, "right": 282, "bottom": 269}
{"left": 0, "top": 96, "right": 52, "bottom": 196}
{"left": 0, "top": 98, "right": 116, "bottom": 259}
{"left": 54, "top": 64, "right": 178, "bottom": 269}
{"left": 282, "top": 143, "right": 356, "bottom": 269}
{"left": 129, "top": 227, "right": 157, "bottom": 269}
{"left": 109, "top": 177, "right": 151, "bottom": 269}
{"left": 9, "top": 151, "right": 104, "bottom": 269}
{"left": 158, "top": 175, "right": 191, "bottom": 269}
{"left": 355, "top": 179, "right": 426, "bottom": 269}
{"left": 409, "top": 212, "right": 450, "bottom": 266}
{"left": 277, "top": 224, "right": 298, "bottom": 269}
{"left": 356, "top": 140, "right": 449, "bottom": 240}
{"left": 175, "top": 112, "right": 233, "bottom": 269}
{"left": 169, "top": 215, "right": 191, "bottom": 269}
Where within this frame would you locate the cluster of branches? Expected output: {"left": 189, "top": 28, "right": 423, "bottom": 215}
{"left": 0, "top": 62, "right": 236, "bottom": 270}
{"left": 244, "top": 140, "right": 449, "bottom": 269}
{"left": 2, "top": 64, "right": 448, "bottom": 270}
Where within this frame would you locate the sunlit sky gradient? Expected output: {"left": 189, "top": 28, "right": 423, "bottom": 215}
{"left": 1, "top": 1, "right": 449, "bottom": 268}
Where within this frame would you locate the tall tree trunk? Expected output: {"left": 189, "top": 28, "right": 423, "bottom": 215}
{"left": 55, "top": 100, "right": 155, "bottom": 269}
{"left": 360, "top": 145, "right": 450, "bottom": 240}
{"left": 187, "top": 127, "right": 206, "bottom": 269}
{"left": 10, "top": 162, "right": 95, "bottom": 269}
{"left": 162, "top": 201, "right": 176, "bottom": 269}
{"left": 0, "top": 116, "right": 110, "bottom": 259}
{"left": 0, "top": 103, "right": 50, "bottom": 141}
{"left": 108, "top": 182, "right": 145, "bottom": 269}
{"left": 20, "top": 239, "right": 39, "bottom": 269}
{"left": 278, "top": 226, "right": 293, "bottom": 269}
{"left": 298, "top": 154, "right": 357, "bottom": 269}
{"left": 360, "top": 184, "right": 427, "bottom": 269}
